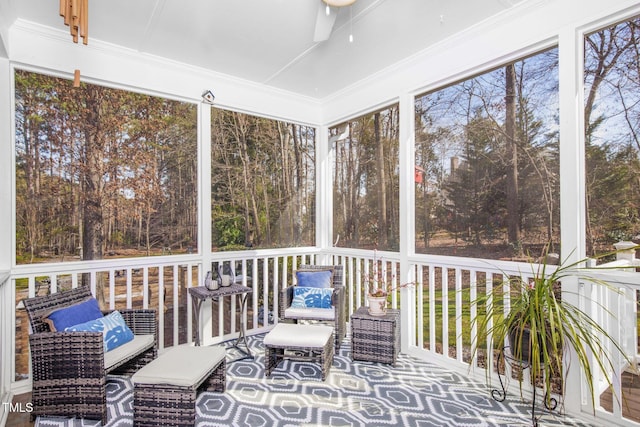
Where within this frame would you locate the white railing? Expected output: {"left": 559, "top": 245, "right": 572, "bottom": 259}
{"left": 7, "top": 246, "right": 640, "bottom": 425}
{"left": 585, "top": 243, "right": 640, "bottom": 426}
{"left": 9, "top": 248, "right": 320, "bottom": 394}
{"left": 402, "top": 248, "right": 640, "bottom": 427}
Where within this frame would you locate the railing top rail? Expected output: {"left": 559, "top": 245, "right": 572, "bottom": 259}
{"left": 10, "top": 247, "right": 321, "bottom": 277}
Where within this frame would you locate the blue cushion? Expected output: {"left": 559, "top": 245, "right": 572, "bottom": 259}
{"left": 291, "top": 287, "right": 333, "bottom": 309}
{"left": 45, "top": 297, "right": 103, "bottom": 332}
{"left": 66, "top": 310, "right": 135, "bottom": 352}
{"left": 295, "top": 270, "right": 333, "bottom": 288}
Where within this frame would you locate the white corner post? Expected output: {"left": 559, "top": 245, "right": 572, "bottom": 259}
{"left": 558, "top": 24, "right": 588, "bottom": 414}
{"left": 197, "top": 102, "right": 213, "bottom": 345}
{"left": 0, "top": 57, "right": 13, "bottom": 425}
{"left": 398, "top": 92, "right": 416, "bottom": 352}
{"left": 316, "top": 124, "right": 333, "bottom": 265}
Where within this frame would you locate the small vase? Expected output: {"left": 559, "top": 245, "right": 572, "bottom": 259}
{"left": 205, "top": 271, "right": 219, "bottom": 291}
{"left": 221, "top": 274, "right": 232, "bottom": 287}
{"left": 367, "top": 295, "right": 387, "bottom": 316}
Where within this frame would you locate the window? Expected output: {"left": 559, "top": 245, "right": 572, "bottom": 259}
{"left": 584, "top": 16, "right": 640, "bottom": 256}
{"left": 15, "top": 69, "right": 197, "bottom": 263}
{"left": 414, "top": 48, "right": 560, "bottom": 260}
{"left": 332, "top": 105, "right": 400, "bottom": 251}
{"left": 210, "top": 109, "right": 316, "bottom": 250}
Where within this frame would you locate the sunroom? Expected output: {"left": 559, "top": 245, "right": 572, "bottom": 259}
{"left": 2, "top": 0, "right": 640, "bottom": 426}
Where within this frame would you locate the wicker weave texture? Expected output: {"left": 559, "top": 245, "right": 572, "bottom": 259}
{"left": 22, "top": 285, "right": 158, "bottom": 424}
{"left": 264, "top": 331, "right": 334, "bottom": 381}
{"left": 133, "top": 358, "right": 226, "bottom": 426}
{"left": 351, "top": 307, "right": 400, "bottom": 365}
{"left": 278, "top": 264, "right": 345, "bottom": 349}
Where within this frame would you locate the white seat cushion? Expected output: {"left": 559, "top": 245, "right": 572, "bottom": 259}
{"left": 104, "top": 334, "right": 154, "bottom": 370}
{"left": 263, "top": 323, "right": 333, "bottom": 348}
{"left": 131, "top": 344, "right": 226, "bottom": 388}
{"left": 283, "top": 307, "right": 335, "bottom": 321}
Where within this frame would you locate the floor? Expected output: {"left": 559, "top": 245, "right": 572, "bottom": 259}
{"left": 6, "top": 391, "right": 33, "bottom": 427}
{"left": 7, "top": 333, "right": 604, "bottom": 427}
{"left": 600, "top": 370, "right": 640, "bottom": 423}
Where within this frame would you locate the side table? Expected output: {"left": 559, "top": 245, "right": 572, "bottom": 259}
{"left": 188, "top": 284, "right": 253, "bottom": 362}
{"left": 350, "top": 306, "right": 400, "bottom": 365}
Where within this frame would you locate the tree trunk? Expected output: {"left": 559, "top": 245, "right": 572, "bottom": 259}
{"left": 375, "top": 113, "right": 388, "bottom": 248}
{"left": 81, "top": 87, "right": 105, "bottom": 306}
{"left": 505, "top": 63, "right": 521, "bottom": 253}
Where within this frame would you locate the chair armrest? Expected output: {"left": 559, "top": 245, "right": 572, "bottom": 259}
{"left": 119, "top": 309, "right": 157, "bottom": 337}
{"left": 29, "top": 331, "right": 105, "bottom": 379}
{"left": 332, "top": 286, "right": 345, "bottom": 321}
{"left": 279, "top": 286, "right": 295, "bottom": 320}
{"left": 331, "top": 286, "right": 344, "bottom": 307}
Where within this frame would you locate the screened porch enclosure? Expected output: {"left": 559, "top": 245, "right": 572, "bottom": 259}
{"left": 3, "top": 0, "right": 640, "bottom": 426}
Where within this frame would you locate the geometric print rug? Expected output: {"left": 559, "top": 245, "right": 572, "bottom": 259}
{"left": 35, "top": 334, "right": 596, "bottom": 427}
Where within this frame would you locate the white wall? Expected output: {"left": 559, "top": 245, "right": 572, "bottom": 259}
{"left": 6, "top": 20, "right": 323, "bottom": 127}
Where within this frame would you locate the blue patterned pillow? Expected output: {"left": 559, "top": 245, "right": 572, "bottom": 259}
{"left": 45, "top": 297, "right": 104, "bottom": 332}
{"left": 295, "top": 270, "right": 333, "bottom": 288}
{"left": 66, "top": 310, "right": 134, "bottom": 352}
{"left": 291, "top": 287, "right": 333, "bottom": 309}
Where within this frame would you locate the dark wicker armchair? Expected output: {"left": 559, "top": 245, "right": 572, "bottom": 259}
{"left": 279, "top": 264, "right": 345, "bottom": 349}
{"left": 23, "top": 285, "right": 157, "bottom": 424}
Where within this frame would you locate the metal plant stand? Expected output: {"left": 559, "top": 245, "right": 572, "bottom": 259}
{"left": 492, "top": 346, "right": 558, "bottom": 427}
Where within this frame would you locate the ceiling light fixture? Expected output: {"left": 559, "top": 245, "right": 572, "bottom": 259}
{"left": 324, "top": 0, "right": 355, "bottom": 16}
{"left": 59, "top": 0, "right": 89, "bottom": 45}
{"left": 323, "top": 0, "right": 356, "bottom": 6}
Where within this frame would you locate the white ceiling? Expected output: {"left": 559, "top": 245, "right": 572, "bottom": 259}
{"left": 0, "top": 0, "right": 528, "bottom": 99}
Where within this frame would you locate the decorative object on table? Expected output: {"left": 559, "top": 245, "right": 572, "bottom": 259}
{"left": 470, "top": 245, "right": 638, "bottom": 426}
{"left": 365, "top": 251, "right": 413, "bottom": 316}
{"left": 204, "top": 270, "right": 218, "bottom": 291}
{"left": 367, "top": 294, "right": 388, "bottom": 316}
{"left": 279, "top": 264, "right": 346, "bottom": 349}
{"left": 218, "top": 262, "right": 235, "bottom": 287}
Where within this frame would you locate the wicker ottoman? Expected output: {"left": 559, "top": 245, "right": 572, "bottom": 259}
{"left": 351, "top": 306, "right": 400, "bottom": 365}
{"left": 263, "top": 323, "right": 334, "bottom": 380}
{"left": 131, "top": 345, "right": 226, "bottom": 426}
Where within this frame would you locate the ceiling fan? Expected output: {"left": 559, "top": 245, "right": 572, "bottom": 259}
{"left": 313, "top": 0, "right": 357, "bottom": 42}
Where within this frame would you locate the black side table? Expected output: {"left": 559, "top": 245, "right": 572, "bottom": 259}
{"left": 350, "top": 306, "right": 400, "bottom": 365}
{"left": 189, "top": 284, "right": 253, "bottom": 362}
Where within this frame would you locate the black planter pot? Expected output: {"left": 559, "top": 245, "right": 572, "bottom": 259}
{"left": 508, "top": 326, "right": 538, "bottom": 364}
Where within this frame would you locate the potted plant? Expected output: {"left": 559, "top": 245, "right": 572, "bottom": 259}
{"left": 471, "top": 246, "right": 637, "bottom": 417}
{"left": 365, "top": 251, "right": 413, "bottom": 316}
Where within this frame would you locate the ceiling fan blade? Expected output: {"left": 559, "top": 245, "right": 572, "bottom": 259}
{"left": 313, "top": 2, "right": 337, "bottom": 42}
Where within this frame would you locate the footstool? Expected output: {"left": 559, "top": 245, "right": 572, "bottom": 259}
{"left": 263, "top": 323, "right": 334, "bottom": 380}
{"left": 131, "top": 344, "right": 226, "bottom": 426}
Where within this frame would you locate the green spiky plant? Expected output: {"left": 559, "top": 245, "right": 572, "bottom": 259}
{"left": 471, "top": 246, "right": 638, "bottom": 412}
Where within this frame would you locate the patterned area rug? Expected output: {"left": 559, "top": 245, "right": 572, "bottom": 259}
{"left": 35, "top": 334, "right": 595, "bottom": 427}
